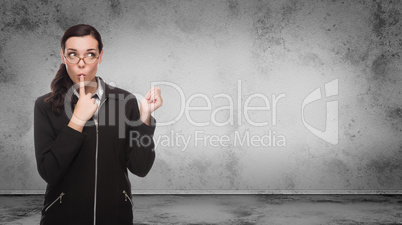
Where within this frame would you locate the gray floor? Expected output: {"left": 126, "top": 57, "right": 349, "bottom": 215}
{"left": 0, "top": 195, "right": 401, "bottom": 225}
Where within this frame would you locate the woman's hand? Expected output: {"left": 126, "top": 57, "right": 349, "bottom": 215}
{"left": 140, "top": 86, "right": 162, "bottom": 125}
{"left": 70, "top": 75, "right": 98, "bottom": 126}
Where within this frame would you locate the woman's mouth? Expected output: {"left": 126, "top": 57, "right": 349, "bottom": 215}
{"left": 77, "top": 73, "right": 86, "bottom": 77}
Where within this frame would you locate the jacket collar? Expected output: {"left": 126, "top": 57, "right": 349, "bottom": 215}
{"left": 99, "top": 76, "right": 125, "bottom": 100}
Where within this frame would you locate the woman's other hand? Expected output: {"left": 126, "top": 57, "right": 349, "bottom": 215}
{"left": 140, "top": 86, "right": 162, "bottom": 125}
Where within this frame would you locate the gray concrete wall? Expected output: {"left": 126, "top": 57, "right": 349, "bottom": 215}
{"left": 1, "top": 0, "right": 401, "bottom": 193}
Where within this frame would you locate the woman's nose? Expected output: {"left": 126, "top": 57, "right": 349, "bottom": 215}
{"left": 78, "top": 59, "right": 85, "bottom": 67}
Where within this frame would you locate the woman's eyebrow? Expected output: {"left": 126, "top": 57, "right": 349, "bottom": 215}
{"left": 67, "top": 48, "right": 96, "bottom": 51}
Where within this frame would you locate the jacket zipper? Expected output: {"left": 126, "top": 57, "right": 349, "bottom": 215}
{"left": 45, "top": 192, "right": 65, "bottom": 212}
{"left": 123, "top": 190, "right": 133, "bottom": 207}
{"left": 93, "top": 98, "right": 107, "bottom": 225}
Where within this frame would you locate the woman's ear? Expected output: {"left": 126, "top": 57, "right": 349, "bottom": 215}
{"left": 60, "top": 48, "right": 66, "bottom": 64}
{"left": 98, "top": 50, "right": 103, "bottom": 64}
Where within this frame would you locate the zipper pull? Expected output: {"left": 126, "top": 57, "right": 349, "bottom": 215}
{"left": 122, "top": 190, "right": 133, "bottom": 206}
{"left": 60, "top": 192, "right": 65, "bottom": 203}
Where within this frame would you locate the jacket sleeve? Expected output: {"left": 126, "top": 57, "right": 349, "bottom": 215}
{"left": 34, "top": 97, "right": 87, "bottom": 185}
{"left": 125, "top": 96, "right": 156, "bottom": 178}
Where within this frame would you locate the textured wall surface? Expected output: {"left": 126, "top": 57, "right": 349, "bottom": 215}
{"left": 0, "top": 0, "right": 401, "bottom": 193}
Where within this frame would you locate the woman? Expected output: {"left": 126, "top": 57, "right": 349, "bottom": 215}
{"left": 34, "top": 24, "right": 162, "bottom": 225}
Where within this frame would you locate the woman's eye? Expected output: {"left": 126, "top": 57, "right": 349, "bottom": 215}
{"left": 68, "top": 53, "right": 76, "bottom": 57}
{"left": 87, "top": 53, "right": 95, "bottom": 58}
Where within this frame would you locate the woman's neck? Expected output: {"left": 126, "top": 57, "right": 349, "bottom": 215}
{"left": 86, "top": 78, "right": 98, "bottom": 96}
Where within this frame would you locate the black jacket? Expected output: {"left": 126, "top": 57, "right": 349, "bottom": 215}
{"left": 34, "top": 76, "right": 156, "bottom": 225}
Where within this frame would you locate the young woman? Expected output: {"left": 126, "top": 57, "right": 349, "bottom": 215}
{"left": 34, "top": 24, "right": 162, "bottom": 225}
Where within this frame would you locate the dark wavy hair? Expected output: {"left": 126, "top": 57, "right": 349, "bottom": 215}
{"left": 44, "top": 24, "right": 103, "bottom": 115}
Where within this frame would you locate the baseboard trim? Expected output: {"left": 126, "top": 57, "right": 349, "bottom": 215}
{"left": 1, "top": 189, "right": 401, "bottom": 195}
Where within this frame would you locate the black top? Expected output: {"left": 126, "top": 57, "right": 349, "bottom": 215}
{"left": 34, "top": 76, "right": 156, "bottom": 225}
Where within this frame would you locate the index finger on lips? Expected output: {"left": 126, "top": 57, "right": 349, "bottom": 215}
{"left": 79, "top": 75, "right": 85, "bottom": 96}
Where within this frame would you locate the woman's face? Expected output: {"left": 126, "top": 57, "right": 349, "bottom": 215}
{"left": 60, "top": 35, "right": 103, "bottom": 86}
